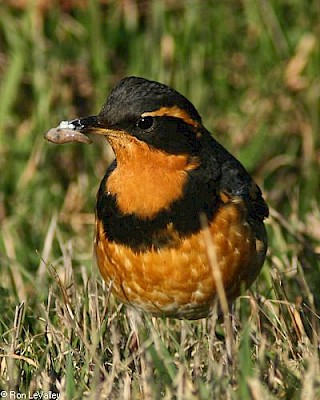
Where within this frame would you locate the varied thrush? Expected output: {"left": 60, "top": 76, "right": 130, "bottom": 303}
{"left": 46, "top": 76, "right": 268, "bottom": 319}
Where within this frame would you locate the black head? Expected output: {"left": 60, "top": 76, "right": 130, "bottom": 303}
{"left": 100, "top": 76, "right": 201, "bottom": 125}
{"left": 79, "top": 76, "right": 207, "bottom": 155}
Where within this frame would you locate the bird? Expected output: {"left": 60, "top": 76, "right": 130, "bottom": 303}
{"left": 46, "top": 76, "right": 268, "bottom": 319}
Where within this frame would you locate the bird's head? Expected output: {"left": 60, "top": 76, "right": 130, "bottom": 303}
{"left": 59, "top": 76, "right": 207, "bottom": 159}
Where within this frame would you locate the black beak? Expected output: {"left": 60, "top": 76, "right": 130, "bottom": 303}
{"left": 68, "top": 115, "right": 101, "bottom": 132}
{"left": 45, "top": 115, "right": 118, "bottom": 145}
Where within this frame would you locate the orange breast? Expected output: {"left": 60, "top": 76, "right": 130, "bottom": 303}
{"left": 94, "top": 202, "right": 267, "bottom": 319}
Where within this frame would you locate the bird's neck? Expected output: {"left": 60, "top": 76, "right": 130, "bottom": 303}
{"left": 105, "top": 139, "right": 199, "bottom": 219}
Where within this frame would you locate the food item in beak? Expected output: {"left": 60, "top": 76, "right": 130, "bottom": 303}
{"left": 45, "top": 120, "right": 91, "bottom": 144}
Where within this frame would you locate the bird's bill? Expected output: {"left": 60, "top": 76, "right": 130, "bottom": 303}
{"left": 44, "top": 115, "right": 112, "bottom": 145}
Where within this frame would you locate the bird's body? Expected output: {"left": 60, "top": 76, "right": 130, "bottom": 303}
{"left": 46, "top": 77, "right": 268, "bottom": 319}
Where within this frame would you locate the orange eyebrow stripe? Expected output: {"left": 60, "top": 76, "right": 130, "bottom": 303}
{"left": 142, "top": 106, "right": 200, "bottom": 128}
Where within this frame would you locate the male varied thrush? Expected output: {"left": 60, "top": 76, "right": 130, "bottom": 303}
{"left": 46, "top": 76, "right": 268, "bottom": 319}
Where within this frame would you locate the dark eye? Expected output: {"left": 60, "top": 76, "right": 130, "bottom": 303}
{"left": 137, "top": 116, "right": 154, "bottom": 131}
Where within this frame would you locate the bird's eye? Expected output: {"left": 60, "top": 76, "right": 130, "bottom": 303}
{"left": 137, "top": 116, "right": 154, "bottom": 131}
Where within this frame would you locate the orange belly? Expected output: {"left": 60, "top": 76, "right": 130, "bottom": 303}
{"left": 94, "top": 203, "right": 266, "bottom": 319}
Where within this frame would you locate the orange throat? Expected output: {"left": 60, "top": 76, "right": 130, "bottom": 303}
{"left": 105, "top": 135, "right": 199, "bottom": 219}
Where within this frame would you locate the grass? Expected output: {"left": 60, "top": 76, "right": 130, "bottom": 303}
{"left": 0, "top": 0, "right": 319, "bottom": 398}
